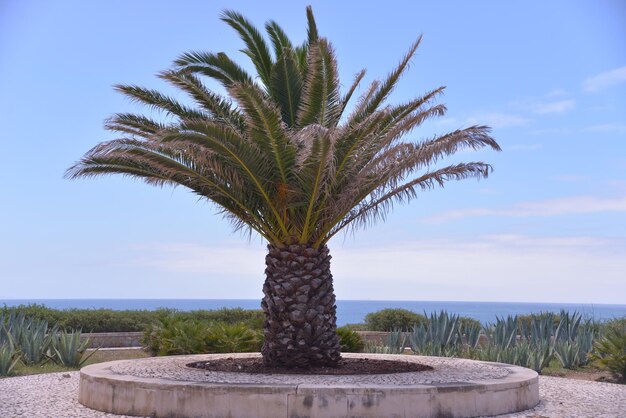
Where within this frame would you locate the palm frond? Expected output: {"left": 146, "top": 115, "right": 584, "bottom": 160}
{"left": 294, "top": 128, "right": 333, "bottom": 243}
{"left": 305, "top": 5, "right": 319, "bottom": 45}
{"left": 221, "top": 10, "right": 274, "bottom": 86}
{"left": 229, "top": 83, "right": 296, "bottom": 186}
{"left": 336, "top": 69, "right": 366, "bottom": 122}
{"left": 160, "top": 120, "right": 291, "bottom": 238}
{"left": 265, "top": 20, "right": 293, "bottom": 60}
{"left": 159, "top": 70, "right": 244, "bottom": 131}
{"left": 269, "top": 50, "right": 303, "bottom": 127}
{"left": 104, "top": 113, "right": 167, "bottom": 138}
{"left": 323, "top": 162, "right": 493, "bottom": 244}
{"left": 67, "top": 138, "right": 278, "bottom": 241}
{"left": 114, "top": 84, "right": 208, "bottom": 120}
{"left": 351, "top": 36, "right": 423, "bottom": 123}
{"left": 297, "top": 39, "right": 341, "bottom": 127}
{"left": 69, "top": 7, "right": 500, "bottom": 248}
{"left": 173, "top": 51, "right": 253, "bottom": 87}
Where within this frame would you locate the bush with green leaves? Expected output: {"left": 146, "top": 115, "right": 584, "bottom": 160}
{"left": 364, "top": 309, "right": 426, "bottom": 332}
{"left": 600, "top": 316, "right": 626, "bottom": 336}
{"left": 142, "top": 316, "right": 263, "bottom": 356}
{"left": 590, "top": 326, "right": 626, "bottom": 381}
{"left": 1, "top": 304, "right": 264, "bottom": 333}
{"left": 336, "top": 326, "right": 365, "bottom": 353}
{"left": 206, "top": 323, "right": 262, "bottom": 353}
{"left": 142, "top": 317, "right": 212, "bottom": 356}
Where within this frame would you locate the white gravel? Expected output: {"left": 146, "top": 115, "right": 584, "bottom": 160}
{"left": 0, "top": 372, "right": 624, "bottom": 417}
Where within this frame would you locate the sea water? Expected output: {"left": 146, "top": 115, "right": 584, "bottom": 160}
{"left": 2, "top": 299, "right": 625, "bottom": 325}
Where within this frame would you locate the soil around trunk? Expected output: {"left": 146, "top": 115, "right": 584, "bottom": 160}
{"left": 187, "top": 357, "right": 433, "bottom": 375}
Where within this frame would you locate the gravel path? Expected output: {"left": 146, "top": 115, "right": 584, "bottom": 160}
{"left": 0, "top": 372, "right": 624, "bottom": 417}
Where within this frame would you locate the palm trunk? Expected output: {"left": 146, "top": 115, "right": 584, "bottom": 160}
{"left": 261, "top": 244, "right": 341, "bottom": 368}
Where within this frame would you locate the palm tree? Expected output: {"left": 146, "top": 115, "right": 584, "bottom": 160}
{"left": 66, "top": 7, "right": 500, "bottom": 368}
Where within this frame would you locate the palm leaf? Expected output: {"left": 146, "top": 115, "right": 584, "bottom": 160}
{"left": 265, "top": 20, "right": 293, "bottom": 59}
{"left": 221, "top": 10, "right": 274, "bottom": 87}
{"left": 297, "top": 39, "right": 341, "bottom": 127}
{"left": 270, "top": 50, "right": 303, "bottom": 127}
{"left": 229, "top": 83, "right": 296, "bottom": 187}
{"left": 350, "top": 36, "right": 423, "bottom": 124}
{"left": 104, "top": 113, "right": 167, "bottom": 138}
{"left": 159, "top": 70, "right": 244, "bottom": 130}
{"left": 114, "top": 84, "right": 208, "bottom": 120}
{"left": 173, "top": 51, "right": 253, "bottom": 87}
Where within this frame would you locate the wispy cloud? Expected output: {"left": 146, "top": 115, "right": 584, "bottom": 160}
{"left": 425, "top": 195, "right": 626, "bottom": 223}
{"left": 120, "top": 235, "right": 626, "bottom": 303}
{"left": 330, "top": 235, "right": 626, "bottom": 303}
{"left": 127, "top": 242, "right": 265, "bottom": 274}
{"left": 583, "top": 66, "right": 626, "bottom": 92}
{"left": 585, "top": 123, "right": 626, "bottom": 134}
{"left": 464, "top": 113, "right": 530, "bottom": 128}
{"left": 507, "top": 143, "right": 542, "bottom": 151}
{"left": 530, "top": 127, "right": 571, "bottom": 136}
{"left": 553, "top": 174, "right": 588, "bottom": 182}
{"left": 527, "top": 99, "right": 575, "bottom": 114}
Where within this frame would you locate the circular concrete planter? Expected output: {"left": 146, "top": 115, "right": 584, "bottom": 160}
{"left": 79, "top": 353, "right": 539, "bottom": 418}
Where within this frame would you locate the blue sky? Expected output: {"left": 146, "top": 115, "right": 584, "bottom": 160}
{"left": 1, "top": 0, "right": 625, "bottom": 303}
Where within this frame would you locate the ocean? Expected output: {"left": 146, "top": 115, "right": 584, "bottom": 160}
{"left": 2, "top": 299, "right": 625, "bottom": 325}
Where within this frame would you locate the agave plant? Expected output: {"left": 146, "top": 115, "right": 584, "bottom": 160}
{"left": 66, "top": 7, "right": 500, "bottom": 368}
{"left": 17, "top": 318, "right": 55, "bottom": 365}
{"left": 521, "top": 312, "right": 556, "bottom": 345}
{"left": 364, "top": 329, "right": 407, "bottom": 355}
{"left": 52, "top": 330, "right": 96, "bottom": 368}
{"left": 462, "top": 321, "right": 482, "bottom": 349}
{"left": 0, "top": 343, "right": 20, "bottom": 376}
{"left": 486, "top": 316, "right": 519, "bottom": 349}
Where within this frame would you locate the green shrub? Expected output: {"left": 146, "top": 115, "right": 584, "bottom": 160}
{"left": 341, "top": 323, "right": 368, "bottom": 331}
{"left": 206, "top": 323, "right": 262, "bottom": 353}
{"left": 142, "top": 317, "right": 212, "bottom": 356}
{"left": 336, "top": 326, "right": 364, "bottom": 352}
{"left": 142, "top": 316, "right": 263, "bottom": 356}
{"left": 590, "top": 326, "right": 626, "bottom": 381}
{"left": 173, "top": 308, "right": 264, "bottom": 330}
{"left": 1, "top": 304, "right": 264, "bottom": 333}
{"left": 601, "top": 316, "right": 626, "bottom": 336}
{"left": 364, "top": 309, "right": 426, "bottom": 331}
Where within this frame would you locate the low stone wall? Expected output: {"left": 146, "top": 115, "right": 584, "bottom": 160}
{"left": 81, "top": 332, "right": 143, "bottom": 348}
{"left": 80, "top": 330, "right": 488, "bottom": 349}
{"left": 82, "top": 331, "right": 390, "bottom": 349}
{"left": 355, "top": 331, "right": 389, "bottom": 345}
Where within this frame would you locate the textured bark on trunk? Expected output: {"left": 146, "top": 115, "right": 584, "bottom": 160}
{"left": 261, "top": 244, "right": 341, "bottom": 368}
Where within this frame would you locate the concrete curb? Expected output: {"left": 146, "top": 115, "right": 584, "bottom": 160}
{"left": 79, "top": 353, "right": 539, "bottom": 418}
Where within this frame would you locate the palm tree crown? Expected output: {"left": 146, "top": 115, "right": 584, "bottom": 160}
{"left": 66, "top": 7, "right": 500, "bottom": 249}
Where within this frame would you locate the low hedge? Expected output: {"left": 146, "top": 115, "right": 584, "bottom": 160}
{"left": 0, "top": 304, "right": 264, "bottom": 333}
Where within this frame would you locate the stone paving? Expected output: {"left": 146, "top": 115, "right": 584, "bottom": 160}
{"left": 106, "top": 353, "right": 510, "bottom": 385}
{"left": 0, "top": 363, "right": 624, "bottom": 417}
